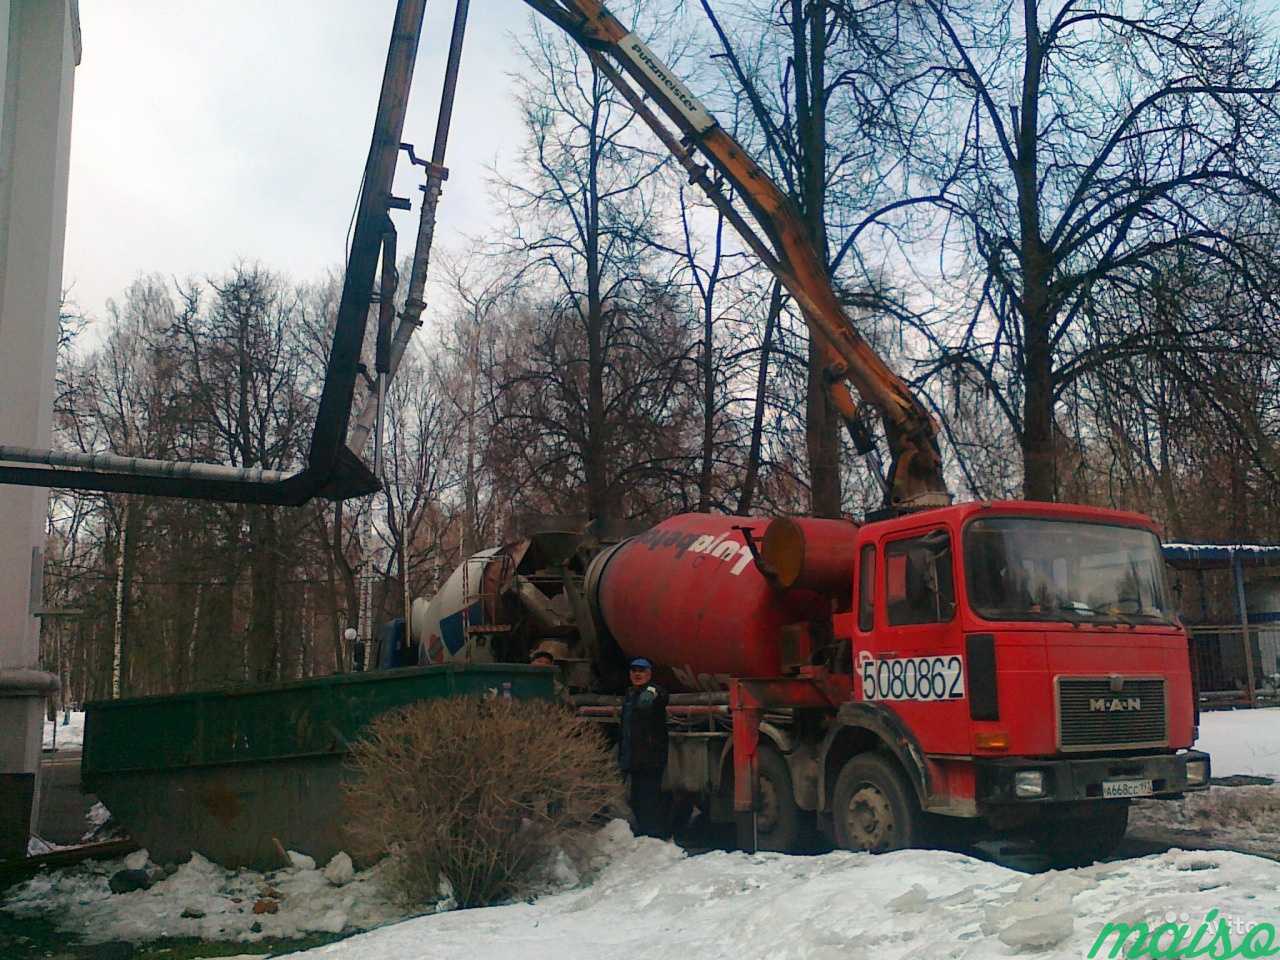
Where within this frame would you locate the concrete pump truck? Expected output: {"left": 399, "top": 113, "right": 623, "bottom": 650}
{"left": 12, "top": 0, "right": 1207, "bottom": 869}
{"left": 406, "top": 0, "right": 1211, "bottom": 866}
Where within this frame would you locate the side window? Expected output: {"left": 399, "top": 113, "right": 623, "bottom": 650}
{"left": 857, "top": 544, "right": 876, "bottom": 631}
{"left": 885, "top": 530, "right": 956, "bottom": 626}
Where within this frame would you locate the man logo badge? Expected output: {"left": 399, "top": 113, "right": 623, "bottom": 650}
{"left": 1089, "top": 697, "right": 1142, "bottom": 712}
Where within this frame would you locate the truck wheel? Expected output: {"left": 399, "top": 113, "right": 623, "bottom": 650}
{"left": 743, "top": 746, "right": 802, "bottom": 852}
{"left": 1036, "top": 802, "right": 1129, "bottom": 868}
{"left": 831, "top": 753, "right": 924, "bottom": 853}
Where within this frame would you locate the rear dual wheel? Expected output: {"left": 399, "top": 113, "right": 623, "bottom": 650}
{"left": 748, "top": 746, "right": 803, "bottom": 852}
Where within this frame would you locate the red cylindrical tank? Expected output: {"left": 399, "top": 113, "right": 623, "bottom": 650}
{"left": 587, "top": 514, "right": 852, "bottom": 691}
{"left": 761, "top": 515, "right": 860, "bottom": 593}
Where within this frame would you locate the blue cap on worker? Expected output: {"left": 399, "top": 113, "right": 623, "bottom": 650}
{"left": 629, "top": 657, "right": 653, "bottom": 670}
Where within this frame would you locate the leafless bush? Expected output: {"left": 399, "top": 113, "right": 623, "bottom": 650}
{"left": 342, "top": 696, "right": 623, "bottom": 908}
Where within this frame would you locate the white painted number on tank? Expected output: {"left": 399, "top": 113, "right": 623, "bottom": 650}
{"left": 859, "top": 654, "right": 965, "bottom": 702}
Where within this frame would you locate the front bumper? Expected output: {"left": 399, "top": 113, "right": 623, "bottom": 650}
{"left": 975, "top": 750, "right": 1210, "bottom": 805}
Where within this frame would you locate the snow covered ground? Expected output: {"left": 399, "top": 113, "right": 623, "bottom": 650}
{"left": 42, "top": 709, "right": 84, "bottom": 750}
{"left": 255, "top": 822, "right": 1280, "bottom": 960}
{"left": 1125, "top": 706, "right": 1280, "bottom": 853}
{"left": 13, "top": 821, "right": 1280, "bottom": 960}
{"left": 3, "top": 847, "right": 406, "bottom": 944}
{"left": 12, "top": 706, "right": 1276, "bottom": 958}
{"left": 1195, "top": 706, "right": 1280, "bottom": 778}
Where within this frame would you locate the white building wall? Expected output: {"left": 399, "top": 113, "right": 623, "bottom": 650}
{"left": 0, "top": 0, "right": 79, "bottom": 855}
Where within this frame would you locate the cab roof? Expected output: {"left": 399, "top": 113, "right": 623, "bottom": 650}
{"left": 866, "top": 500, "right": 1163, "bottom": 538}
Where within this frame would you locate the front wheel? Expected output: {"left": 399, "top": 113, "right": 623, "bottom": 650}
{"left": 831, "top": 753, "right": 925, "bottom": 853}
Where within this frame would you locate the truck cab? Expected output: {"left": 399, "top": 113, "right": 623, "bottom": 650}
{"left": 825, "top": 500, "right": 1208, "bottom": 861}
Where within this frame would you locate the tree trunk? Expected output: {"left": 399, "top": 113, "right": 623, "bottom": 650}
{"left": 463, "top": 368, "right": 479, "bottom": 556}
{"left": 584, "top": 69, "right": 614, "bottom": 530}
{"left": 697, "top": 226, "right": 724, "bottom": 513}
{"left": 1016, "top": 0, "right": 1057, "bottom": 501}
{"left": 324, "top": 532, "right": 344, "bottom": 673}
{"left": 110, "top": 506, "right": 126, "bottom": 699}
{"left": 1021, "top": 315, "right": 1056, "bottom": 500}
{"left": 188, "top": 583, "right": 202, "bottom": 688}
{"left": 323, "top": 501, "right": 360, "bottom": 670}
{"left": 246, "top": 505, "right": 280, "bottom": 683}
{"left": 109, "top": 499, "right": 142, "bottom": 698}
{"left": 738, "top": 282, "right": 782, "bottom": 515}
{"left": 794, "top": 0, "right": 842, "bottom": 517}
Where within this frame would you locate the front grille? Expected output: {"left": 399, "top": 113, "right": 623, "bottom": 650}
{"left": 1057, "top": 677, "right": 1167, "bottom": 751}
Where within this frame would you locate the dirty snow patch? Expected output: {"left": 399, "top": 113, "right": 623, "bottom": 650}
{"left": 1, "top": 849, "right": 405, "bottom": 944}
{"left": 1131, "top": 783, "right": 1280, "bottom": 857}
{"left": 43, "top": 710, "right": 84, "bottom": 750}
{"left": 27, "top": 835, "right": 69, "bottom": 856}
{"left": 324, "top": 852, "right": 355, "bottom": 887}
{"left": 2, "top": 822, "right": 631, "bottom": 945}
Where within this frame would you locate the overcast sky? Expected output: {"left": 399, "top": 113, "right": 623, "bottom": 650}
{"left": 65, "top": 0, "right": 532, "bottom": 324}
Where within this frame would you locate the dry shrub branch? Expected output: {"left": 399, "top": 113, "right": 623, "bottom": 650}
{"left": 342, "top": 696, "right": 623, "bottom": 908}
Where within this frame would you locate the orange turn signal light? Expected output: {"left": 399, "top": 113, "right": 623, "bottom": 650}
{"left": 974, "top": 731, "right": 1010, "bottom": 751}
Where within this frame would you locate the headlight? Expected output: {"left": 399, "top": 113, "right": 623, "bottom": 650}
{"left": 1185, "top": 759, "right": 1209, "bottom": 786}
{"left": 1014, "top": 770, "right": 1045, "bottom": 798}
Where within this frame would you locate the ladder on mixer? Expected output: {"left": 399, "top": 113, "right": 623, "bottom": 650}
{"left": 461, "top": 553, "right": 513, "bottom": 641}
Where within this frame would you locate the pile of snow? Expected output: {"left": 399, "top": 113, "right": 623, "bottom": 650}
{"left": 2, "top": 847, "right": 406, "bottom": 944}
{"left": 42, "top": 710, "right": 85, "bottom": 750}
{"left": 1195, "top": 707, "right": 1280, "bottom": 778}
{"left": 85, "top": 800, "right": 112, "bottom": 831}
{"left": 274, "top": 823, "right": 1280, "bottom": 960}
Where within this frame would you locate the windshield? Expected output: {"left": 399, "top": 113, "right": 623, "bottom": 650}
{"left": 964, "top": 517, "right": 1175, "bottom": 625}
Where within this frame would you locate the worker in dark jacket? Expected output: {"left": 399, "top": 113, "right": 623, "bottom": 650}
{"left": 619, "top": 656, "right": 669, "bottom": 838}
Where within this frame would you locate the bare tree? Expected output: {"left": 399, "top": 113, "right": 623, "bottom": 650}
{"left": 490, "top": 16, "right": 693, "bottom": 530}
{"left": 167, "top": 265, "right": 313, "bottom": 683}
{"left": 862, "top": 0, "right": 1280, "bottom": 498}
{"left": 374, "top": 352, "right": 465, "bottom": 628}
{"left": 1066, "top": 249, "right": 1280, "bottom": 536}
{"left": 697, "top": 0, "right": 935, "bottom": 514}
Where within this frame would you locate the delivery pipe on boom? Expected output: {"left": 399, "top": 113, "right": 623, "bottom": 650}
{"left": 348, "top": 0, "right": 473, "bottom": 461}
{"left": 0, "top": 0, "right": 430, "bottom": 505}
{"left": 521, "top": 0, "right": 950, "bottom": 513}
{"left": 308, "top": 0, "right": 426, "bottom": 478}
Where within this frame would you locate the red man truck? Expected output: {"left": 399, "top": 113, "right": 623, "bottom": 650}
{"left": 405, "top": 0, "right": 1210, "bottom": 866}
{"left": 572, "top": 504, "right": 1207, "bottom": 865}
{"left": 417, "top": 501, "right": 1206, "bottom": 865}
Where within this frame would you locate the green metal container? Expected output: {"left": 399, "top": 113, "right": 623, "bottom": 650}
{"left": 83, "top": 664, "right": 552, "bottom": 868}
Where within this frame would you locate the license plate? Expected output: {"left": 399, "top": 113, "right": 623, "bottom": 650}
{"left": 1102, "top": 778, "right": 1153, "bottom": 798}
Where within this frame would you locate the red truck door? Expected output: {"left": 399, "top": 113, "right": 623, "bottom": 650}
{"left": 854, "top": 523, "right": 970, "bottom": 756}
